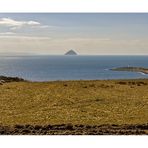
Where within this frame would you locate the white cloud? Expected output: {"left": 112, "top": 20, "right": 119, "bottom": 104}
{"left": 0, "top": 32, "right": 16, "bottom": 35}
{"left": 0, "top": 35, "right": 51, "bottom": 41}
{"left": 31, "top": 25, "right": 50, "bottom": 29}
{"left": 0, "top": 18, "right": 48, "bottom": 30}
{"left": 0, "top": 18, "right": 40, "bottom": 27}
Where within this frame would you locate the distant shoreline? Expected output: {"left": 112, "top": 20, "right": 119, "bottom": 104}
{"left": 1, "top": 75, "right": 148, "bottom": 83}
{"left": 111, "top": 67, "right": 148, "bottom": 74}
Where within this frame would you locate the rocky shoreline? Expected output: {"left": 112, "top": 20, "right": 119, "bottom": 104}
{"left": 111, "top": 67, "right": 148, "bottom": 74}
{"left": 0, "top": 124, "right": 148, "bottom": 135}
{"left": 0, "top": 76, "right": 25, "bottom": 84}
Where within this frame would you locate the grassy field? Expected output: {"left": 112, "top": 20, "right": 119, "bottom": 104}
{"left": 0, "top": 79, "right": 148, "bottom": 128}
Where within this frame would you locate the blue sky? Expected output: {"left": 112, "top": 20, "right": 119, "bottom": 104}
{"left": 0, "top": 13, "right": 148, "bottom": 55}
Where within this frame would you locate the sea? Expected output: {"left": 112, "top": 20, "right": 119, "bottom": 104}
{"left": 0, "top": 55, "right": 148, "bottom": 81}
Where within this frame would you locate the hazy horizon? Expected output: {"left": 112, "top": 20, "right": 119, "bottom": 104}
{"left": 0, "top": 13, "right": 148, "bottom": 55}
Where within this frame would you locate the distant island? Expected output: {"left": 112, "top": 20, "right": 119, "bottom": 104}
{"left": 111, "top": 66, "right": 148, "bottom": 74}
{"left": 65, "top": 50, "right": 78, "bottom": 55}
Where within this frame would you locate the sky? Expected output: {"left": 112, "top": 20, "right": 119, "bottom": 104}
{"left": 0, "top": 13, "right": 148, "bottom": 55}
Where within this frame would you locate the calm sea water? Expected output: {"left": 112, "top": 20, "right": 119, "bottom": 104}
{"left": 0, "top": 55, "right": 148, "bottom": 81}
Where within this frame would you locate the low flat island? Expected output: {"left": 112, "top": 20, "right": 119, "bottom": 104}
{"left": 111, "top": 67, "right": 148, "bottom": 74}
{"left": 0, "top": 76, "right": 148, "bottom": 135}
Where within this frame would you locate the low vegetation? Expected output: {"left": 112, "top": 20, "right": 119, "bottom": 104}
{"left": 0, "top": 78, "right": 148, "bottom": 134}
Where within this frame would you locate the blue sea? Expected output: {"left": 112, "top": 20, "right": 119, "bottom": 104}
{"left": 0, "top": 55, "right": 148, "bottom": 81}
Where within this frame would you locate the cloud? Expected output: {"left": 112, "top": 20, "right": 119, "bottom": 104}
{"left": 0, "top": 18, "right": 40, "bottom": 27}
{"left": 0, "top": 35, "right": 51, "bottom": 41}
{"left": 31, "top": 25, "right": 50, "bottom": 29}
{"left": 0, "top": 18, "right": 48, "bottom": 30}
{"left": 64, "top": 38, "right": 111, "bottom": 42}
{"left": 0, "top": 32, "right": 16, "bottom": 35}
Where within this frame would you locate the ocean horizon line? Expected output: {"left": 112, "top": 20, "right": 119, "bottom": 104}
{"left": 0, "top": 54, "right": 148, "bottom": 57}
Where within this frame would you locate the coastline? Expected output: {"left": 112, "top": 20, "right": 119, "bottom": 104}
{"left": 111, "top": 66, "right": 148, "bottom": 74}
{"left": 1, "top": 75, "right": 148, "bottom": 83}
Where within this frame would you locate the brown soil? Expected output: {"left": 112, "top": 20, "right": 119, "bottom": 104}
{"left": 0, "top": 124, "right": 148, "bottom": 135}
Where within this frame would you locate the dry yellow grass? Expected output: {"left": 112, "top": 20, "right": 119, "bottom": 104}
{"left": 0, "top": 79, "right": 148, "bottom": 126}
